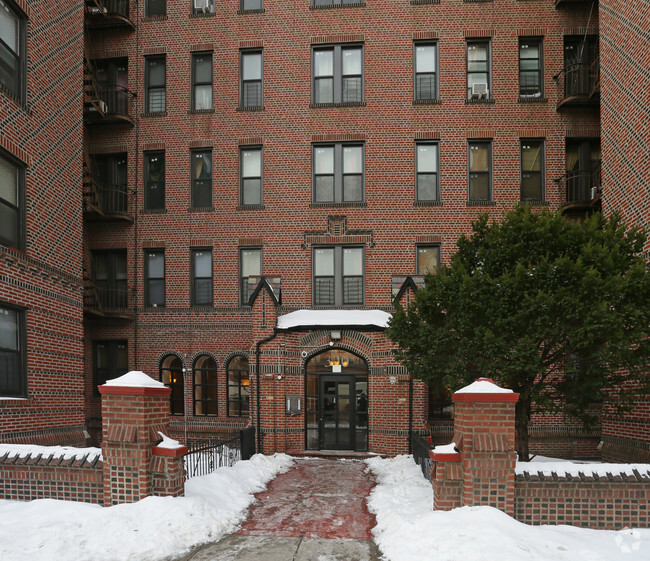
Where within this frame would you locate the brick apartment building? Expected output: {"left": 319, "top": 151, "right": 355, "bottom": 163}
{"left": 0, "top": 1, "right": 646, "bottom": 459}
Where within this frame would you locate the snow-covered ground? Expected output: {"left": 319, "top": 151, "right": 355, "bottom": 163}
{"left": 366, "top": 455, "right": 649, "bottom": 561}
{"left": 0, "top": 453, "right": 648, "bottom": 561}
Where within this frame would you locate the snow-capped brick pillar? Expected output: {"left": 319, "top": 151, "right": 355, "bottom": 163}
{"left": 99, "top": 372, "right": 187, "bottom": 505}
{"left": 431, "top": 378, "right": 519, "bottom": 516}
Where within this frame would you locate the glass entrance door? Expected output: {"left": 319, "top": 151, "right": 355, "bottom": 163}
{"left": 319, "top": 375, "right": 353, "bottom": 450}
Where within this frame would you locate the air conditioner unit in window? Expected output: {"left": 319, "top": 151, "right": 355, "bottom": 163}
{"left": 471, "top": 83, "right": 489, "bottom": 99}
{"left": 194, "top": 0, "right": 210, "bottom": 12}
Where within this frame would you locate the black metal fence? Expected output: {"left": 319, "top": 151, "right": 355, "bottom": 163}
{"left": 411, "top": 432, "right": 433, "bottom": 481}
{"left": 184, "top": 427, "right": 256, "bottom": 480}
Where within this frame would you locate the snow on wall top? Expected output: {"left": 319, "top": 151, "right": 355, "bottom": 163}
{"left": 432, "top": 443, "right": 458, "bottom": 454}
{"left": 103, "top": 370, "right": 166, "bottom": 388}
{"left": 156, "top": 432, "right": 185, "bottom": 450}
{"left": 276, "top": 309, "right": 391, "bottom": 330}
{"left": 455, "top": 378, "right": 514, "bottom": 394}
{"left": 516, "top": 461, "right": 650, "bottom": 481}
{"left": 0, "top": 444, "right": 102, "bottom": 463}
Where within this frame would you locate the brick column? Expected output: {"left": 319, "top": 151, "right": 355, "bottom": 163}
{"left": 99, "top": 373, "right": 172, "bottom": 505}
{"left": 151, "top": 445, "right": 188, "bottom": 498}
{"left": 453, "top": 378, "right": 519, "bottom": 516}
{"left": 430, "top": 445, "right": 463, "bottom": 510}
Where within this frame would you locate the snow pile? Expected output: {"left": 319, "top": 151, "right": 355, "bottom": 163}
{"left": 155, "top": 432, "right": 184, "bottom": 450}
{"left": 455, "top": 378, "right": 514, "bottom": 394}
{"left": 0, "top": 443, "right": 102, "bottom": 462}
{"left": 103, "top": 370, "right": 165, "bottom": 388}
{"left": 366, "top": 455, "right": 650, "bottom": 561}
{"left": 0, "top": 453, "right": 293, "bottom": 561}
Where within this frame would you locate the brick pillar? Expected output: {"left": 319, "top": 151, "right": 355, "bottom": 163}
{"left": 453, "top": 378, "right": 519, "bottom": 516}
{"left": 151, "top": 445, "right": 188, "bottom": 497}
{"left": 99, "top": 373, "right": 172, "bottom": 506}
{"left": 430, "top": 445, "right": 463, "bottom": 510}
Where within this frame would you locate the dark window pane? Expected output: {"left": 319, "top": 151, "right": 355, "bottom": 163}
{"left": 416, "top": 73, "right": 436, "bottom": 100}
{"left": 469, "top": 173, "right": 490, "bottom": 200}
{"left": 314, "top": 277, "right": 335, "bottom": 306}
{"left": 521, "top": 173, "right": 542, "bottom": 200}
{"left": 342, "top": 76, "right": 362, "bottom": 103}
{"left": 343, "top": 277, "right": 363, "bottom": 305}
{"left": 193, "top": 179, "right": 212, "bottom": 207}
{"left": 242, "top": 81, "right": 262, "bottom": 107}
{"left": 148, "top": 279, "right": 165, "bottom": 306}
{"left": 194, "top": 278, "right": 213, "bottom": 305}
{"left": 0, "top": 201, "right": 18, "bottom": 247}
{"left": 0, "top": 350, "right": 20, "bottom": 393}
{"left": 147, "top": 0, "right": 166, "bottom": 16}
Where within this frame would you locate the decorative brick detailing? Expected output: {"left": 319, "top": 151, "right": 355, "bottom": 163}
{"left": 239, "top": 137, "right": 264, "bottom": 146}
{"left": 415, "top": 131, "right": 441, "bottom": 140}
{"left": 413, "top": 31, "right": 439, "bottom": 40}
{"left": 190, "top": 43, "right": 214, "bottom": 52}
{"left": 311, "top": 34, "right": 364, "bottom": 44}
{"left": 240, "top": 40, "right": 264, "bottom": 49}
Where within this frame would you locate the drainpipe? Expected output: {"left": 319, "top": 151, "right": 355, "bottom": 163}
{"left": 255, "top": 330, "right": 278, "bottom": 453}
{"left": 408, "top": 374, "right": 413, "bottom": 455}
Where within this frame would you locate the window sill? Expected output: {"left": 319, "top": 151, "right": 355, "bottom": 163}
{"left": 310, "top": 201, "right": 367, "bottom": 208}
{"left": 236, "top": 204, "right": 266, "bottom": 211}
{"left": 310, "top": 101, "right": 366, "bottom": 108}
{"left": 518, "top": 96, "right": 548, "bottom": 103}
{"left": 309, "top": 2, "right": 366, "bottom": 9}
{"left": 188, "top": 108, "right": 216, "bottom": 114}
{"left": 140, "top": 208, "right": 168, "bottom": 214}
{"left": 142, "top": 111, "right": 168, "bottom": 118}
{"left": 465, "top": 98, "right": 496, "bottom": 105}
{"left": 237, "top": 105, "right": 265, "bottom": 112}
{"left": 237, "top": 9, "right": 265, "bottom": 15}
{"left": 519, "top": 199, "right": 549, "bottom": 206}
{"left": 413, "top": 98, "right": 442, "bottom": 105}
{"left": 410, "top": 0, "right": 440, "bottom": 4}
{"left": 414, "top": 200, "right": 442, "bottom": 206}
{"left": 189, "top": 11, "right": 216, "bottom": 18}
{"left": 142, "top": 15, "right": 168, "bottom": 22}
{"left": 188, "top": 206, "right": 215, "bottom": 212}
{"left": 467, "top": 200, "right": 496, "bottom": 206}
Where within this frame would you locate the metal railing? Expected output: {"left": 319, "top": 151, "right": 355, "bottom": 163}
{"left": 411, "top": 432, "right": 433, "bottom": 481}
{"left": 184, "top": 427, "right": 256, "bottom": 480}
{"left": 556, "top": 165, "right": 602, "bottom": 205}
{"left": 555, "top": 61, "right": 600, "bottom": 106}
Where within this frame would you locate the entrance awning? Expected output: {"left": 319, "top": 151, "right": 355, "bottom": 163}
{"left": 276, "top": 309, "right": 391, "bottom": 331}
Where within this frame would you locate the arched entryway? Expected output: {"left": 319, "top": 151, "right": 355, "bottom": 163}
{"left": 305, "top": 349, "right": 368, "bottom": 451}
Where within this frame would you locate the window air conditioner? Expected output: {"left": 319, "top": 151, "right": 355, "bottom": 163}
{"left": 471, "top": 83, "right": 489, "bottom": 99}
{"left": 194, "top": 0, "right": 210, "bottom": 12}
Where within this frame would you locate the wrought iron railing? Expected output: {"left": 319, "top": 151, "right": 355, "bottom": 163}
{"left": 555, "top": 61, "right": 599, "bottom": 106}
{"left": 556, "top": 165, "right": 602, "bottom": 205}
{"left": 184, "top": 427, "right": 256, "bottom": 480}
{"left": 411, "top": 432, "right": 433, "bottom": 481}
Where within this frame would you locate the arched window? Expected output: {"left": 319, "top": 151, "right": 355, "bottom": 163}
{"left": 160, "top": 355, "right": 184, "bottom": 415}
{"left": 194, "top": 355, "right": 217, "bottom": 416}
{"left": 227, "top": 355, "right": 250, "bottom": 417}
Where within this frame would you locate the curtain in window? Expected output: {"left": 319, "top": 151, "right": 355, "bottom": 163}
{"left": 194, "top": 152, "right": 212, "bottom": 179}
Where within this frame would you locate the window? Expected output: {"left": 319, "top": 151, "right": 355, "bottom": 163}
{"left": 94, "top": 58, "right": 129, "bottom": 116}
{"left": 145, "top": 55, "right": 166, "bottom": 113}
{"left": 563, "top": 36, "right": 599, "bottom": 99}
{"left": 240, "top": 146, "right": 262, "bottom": 206}
{"left": 520, "top": 140, "right": 544, "bottom": 201}
{"left": 416, "top": 245, "right": 440, "bottom": 275}
{"left": 519, "top": 38, "right": 542, "bottom": 97}
{"left": 193, "top": 355, "right": 217, "bottom": 416}
{"left": 191, "top": 52, "right": 213, "bottom": 110}
{"left": 240, "top": 248, "right": 261, "bottom": 305}
{"left": 191, "top": 248, "right": 213, "bottom": 306}
{"left": 193, "top": 0, "right": 214, "bottom": 14}
{"left": 565, "top": 138, "right": 601, "bottom": 203}
{"left": 227, "top": 355, "right": 250, "bottom": 417}
{"left": 144, "top": 250, "right": 165, "bottom": 307}
{"left": 191, "top": 149, "right": 213, "bottom": 207}
{"left": 240, "top": 50, "right": 262, "bottom": 108}
{"left": 312, "top": 0, "right": 363, "bottom": 5}
{"left": 313, "top": 246, "right": 364, "bottom": 306}
{"left": 144, "top": 151, "right": 165, "bottom": 210}
{"left": 146, "top": 0, "right": 166, "bottom": 17}
{"left": 92, "top": 153, "right": 128, "bottom": 214}
{"left": 0, "top": 151, "right": 23, "bottom": 249}
{"left": 312, "top": 44, "right": 363, "bottom": 104}
{"left": 0, "top": 0, "right": 25, "bottom": 102}
{"left": 92, "top": 250, "right": 128, "bottom": 310}
{"left": 313, "top": 143, "right": 364, "bottom": 203}
{"left": 241, "top": 0, "right": 262, "bottom": 11}
{"left": 468, "top": 141, "right": 492, "bottom": 201}
{"left": 415, "top": 142, "right": 439, "bottom": 202}
{"left": 93, "top": 341, "right": 128, "bottom": 393}
{"left": 466, "top": 40, "right": 491, "bottom": 99}
{"left": 0, "top": 303, "right": 25, "bottom": 397}
{"left": 160, "top": 355, "right": 183, "bottom": 415}
{"left": 414, "top": 42, "right": 437, "bottom": 101}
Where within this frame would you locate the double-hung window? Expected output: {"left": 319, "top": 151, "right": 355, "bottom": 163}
{"left": 146, "top": 0, "right": 166, "bottom": 17}
{"left": 312, "top": 44, "right": 363, "bottom": 104}
{"left": 144, "top": 250, "right": 165, "bottom": 307}
{"left": 240, "top": 146, "right": 262, "bottom": 206}
{"left": 227, "top": 356, "right": 250, "bottom": 417}
{"left": 0, "top": 0, "right": 25, "bottom": 102}
{"left": 191, "top": 248, "right": 213, "bottom": 306}
{"left": 416, "top": 245, "right": 440, "bottom": 276}
{"left": 313, "top": 246, "right": 364, "bottom": 306}
{"left": 313, "top": 143, "right": 364, "bottom": 204}
{"left": 193, "top": 355, "right": 217, "bottom": 416}
{"left": 521, "top": 140, "right": 544, "bottom": 201}
{"left": 93, "top": 341, "right": 128, "bottom": 392}
{"left": 415, "top": 142, "right": 439, "bottom": 202}
{"left": 144, "top": 151, "right": 165, "bottom": 210}
{"left": 191, "top": 149, "right": 213, "bottom": 207}
{"left": 240, "top": 50, "right": 262, "bottom": 108}
{"left": 191, "top": 52, "right": 213, "bottom": 111}
{"left": 519, "top": 38, "right": 543, "bottom": 98}
{"left": 0, "top": 303, "right": 25, "bottom": 397}
{"left": 145, "top": 55, "right": 166, "bottom": 113}
{"left": 0, "top": 151, "right": 23, "bottom": 250}
{"left": 466, "top": 40, "right": 491, "bottom": 100}
{"left": 468, "top": 141, "right": 492, "bottom": 202}
{"left": 240, "top": 247, "right": 261, "bottom": 305}
{"left": 414, "top": 42, "right": 437, "bottom": 101}
{"left": 240, "top": 0, "right": 262, "bottom": 12}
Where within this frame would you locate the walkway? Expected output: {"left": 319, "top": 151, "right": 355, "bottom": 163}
{"left": 181, "top": 457, "right": 381, "bottom": 560}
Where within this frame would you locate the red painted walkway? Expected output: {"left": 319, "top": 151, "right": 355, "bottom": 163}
{"left": 236, "top": 458, "right": 377, "bottom": 540}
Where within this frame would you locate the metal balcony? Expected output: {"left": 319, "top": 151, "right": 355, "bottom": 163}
{"left": 84, "top": 82, "right": 135, "bottom": 126}
{"left": 554, "top": 61, "right": 600, "bottom": 109}
{"left": 84, "top": 281, "right": 132, "bottom": 319}
{"left": 555, "top": 165, "right": 602, "bottom": 212}
{"left": 85, "top": 0, "right": 134, "bottom": 30}
{"left": 555, "top": 0, "right": 596, "bottom": 8}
